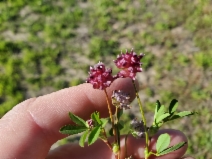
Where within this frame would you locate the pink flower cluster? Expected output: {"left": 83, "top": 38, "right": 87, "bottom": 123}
{"left": 86, "top": 62, "right": 114, "bottom": 90}
{"left": 114, "top": 50, "right": 144, "bottom": 80}
{"left": 86, "top": 49, "right": 144, "bottom": 90}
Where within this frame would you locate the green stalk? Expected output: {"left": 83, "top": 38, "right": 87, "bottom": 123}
{"left": 115, "top": 107, "right": 121, "bottom": 159}
{"left": 115, "top": 107, "right": 120, "bottom": 145}
{"left": 132, "top": 80, "right": 149, "bottom": 159}
{"left": 104, "top": 89, "right": 119, "bottom": 159}
{"left": 104, "top": 89, "right": 115, "bottom": 130}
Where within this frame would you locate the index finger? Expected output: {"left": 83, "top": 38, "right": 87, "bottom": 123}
{"left": 0, "top": 78, "right": 136, "bottom": 159}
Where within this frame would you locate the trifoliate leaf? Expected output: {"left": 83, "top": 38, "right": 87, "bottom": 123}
{"left": 88, "top": 126, "right": 101, "bottom": 145}
{"left": 156, "top": 133, "right": 170, "bottom": 154}
{"left": 169, "top": 99, "right": 178, "bottom": 114}
{"left": 69, "top": 112, "right": 86, "bottom": 126}
{"left": 156, "top": 113, "right": 170, "bottom": 123}
{"left": 79, "top": 130, "right": 89, "bottom": 147}
{"left": 100, "top": 118, "right": 108, "bottom": 127}
{"left": 91, "top": 112, "right": 101, "bottom": 125}
{"left": 60, "top": 125, "right": 87, "bottom": 135}
{"left": 158, "top": 142, "right": 187, "bottom": 155}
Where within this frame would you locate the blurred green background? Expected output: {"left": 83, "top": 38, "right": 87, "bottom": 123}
{"left": 0, "top": 0, "right": 211, "bottom": 158}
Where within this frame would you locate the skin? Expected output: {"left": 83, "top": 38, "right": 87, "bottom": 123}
{"left": 0, "top": 78, "right": 193, "bottom": 159}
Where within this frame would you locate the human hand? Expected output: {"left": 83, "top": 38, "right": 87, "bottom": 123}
{"left": 0, "top": 78, "right": 192, "bottom": 159}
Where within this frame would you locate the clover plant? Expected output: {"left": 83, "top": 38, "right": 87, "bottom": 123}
{"left": 60, "top": 49, "right": 195, "bottom": 159}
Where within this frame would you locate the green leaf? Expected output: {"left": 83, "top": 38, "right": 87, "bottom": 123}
{"left": 91, "top": 112, "right": 101, "bottom": 125}
{"left": 88, "top": 126, "right": 101, "bottom": 145}
{"left": 69, "top": 112, "right": 86, "bottom": 126}
{"left": 176, "top": 111, "right": 195, "bottom": 117}
{"left": 158, "top": 142, "right": 187, "bottom": 155}
{"left": 155, "top": 105, "right": 166, "bottom": 122}
{"left": 100, "top": 118, "right": 108, "bottom": 127}
{"left": 169, "top": 99, "right": 178, "bottom": 114}
{"left": 156, "top": 113, "right": 170, "bottom": 123}
{"left": 79, "top": 130, "right": 89, "bottom": 147}
{"left": 156, "top": 100, "right": 161, "bottom": 111}
{"left": 156, "top": 133, "right": 170, "bottom": 153}
{"left": 60, "top": 125, "right": 87, "bottom": 135}
{"left": 154, "top": 100, "right": 161, "bottom": 121}
{"left": 168, "top": 111, "right": 196, "bottom": 121}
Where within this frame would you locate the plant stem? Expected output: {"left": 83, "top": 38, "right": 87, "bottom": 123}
{"left": 101, "top": 128, "right": 112, "bottom": 150}
{"left": 104, "top": 89, "right": 118, "bottom": 142}
{"left": 104, "top": 89, "right": 115, "bottom": 125}
{"left": 132, "top": 80, "right": 149, "bottom": 159}
{"left": 115, "top": 107, "right": 118, "bottom": 122}
{"left": 115, "top": 107, "right": 120, "bottom": 145}
{"left": 100, "top": 138, "right": 112, "bottom": 150}
{"left": 115, "top": 107, "right": 121, "bottom": 159}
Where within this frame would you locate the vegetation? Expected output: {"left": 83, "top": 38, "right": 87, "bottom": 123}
{"left": 0, "top": 0, "right": 211, "bottom": 158}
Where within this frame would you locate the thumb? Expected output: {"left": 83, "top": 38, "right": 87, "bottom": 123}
{"left": 0, "top": 78, "right": 135, "bottom": 159}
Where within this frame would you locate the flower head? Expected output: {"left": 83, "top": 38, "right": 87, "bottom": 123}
{"left": 86, "top": 62, "right": 114, "bottom": 90}
{"left": 86, "top": 119, "right": 94, "bottom": 128}
{"left": 131, "top": 118, "right": 145, "bottom": 138}
{"left": 111, "top": 90, "right": 131, "bottom": 109}
{"left": 114, "top": 49, "right": 144, "bottom": 80}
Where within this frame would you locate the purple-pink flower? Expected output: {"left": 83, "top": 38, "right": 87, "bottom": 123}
{"left": 114, "top": 49, "right": 144, "bottom": 80}
{"left": 86, "top": 119, "right": 94, "bottom": 128}
{"left": 86, "top": 62, "right": 115, "bottom": 90}
{"left": 112, "top": 90, "right": 131, "bottom": 109}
